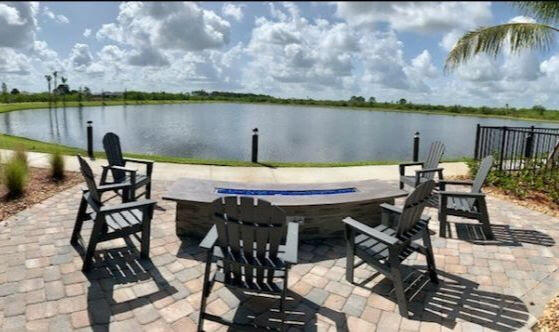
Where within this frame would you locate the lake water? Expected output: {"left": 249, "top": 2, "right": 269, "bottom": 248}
{"left": 0, "top": 103, "right": 556, "bottom": 163}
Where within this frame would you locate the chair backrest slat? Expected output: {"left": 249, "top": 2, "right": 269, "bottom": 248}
{"left": 77, "top": 155, "right": 102, "bottom": 207}
{"left": 211, "top": 196, "right": 286, "bottom": 286}
{"left": 423, "top": 141, "right": 445, "bottom": 180}
{"left": 468, "top": 155, "right": 493, "bottom": 208}
{"left": 397, "top": 180, "right": 436, "bottom": 237}
{"left": 103, "top": 132, "right": 126, "bottom": 182}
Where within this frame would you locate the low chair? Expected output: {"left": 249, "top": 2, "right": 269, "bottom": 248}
{"left": 71, "top": 155, "right": 156, "bottom": 271}
{"left": 198, "top": 196, "right": 299, "bottom": 331}
{"left": 343, "top": 181, "right": 438, "bottom": 318}
{"left": 438, "top": 155, "right": 494, "bottom": 239}
{"left": 102, "top": 132, "right": 153, "bottom": 201}
{"left": 399, "top": 141, "right": 445, "bottom": 190}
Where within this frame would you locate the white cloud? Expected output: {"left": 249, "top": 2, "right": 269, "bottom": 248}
{"left": 336, "top": 2, "right": 491, "bottom": 33}
{"left": 0, "top": 47, "right": 31, "bottom": 75}
{"left": 97, "top": 2, "right": 231, "bottom": 54}
{"left": 128, "top": 47, "right": 169, "bottom": 67}
{"left": 43, "top": 6, "right": 69, "bottom": 24}
{"left": 0, "top": 2, "right": 38, "bottom": 48}
{"left": 83, "top": 28, "right": 91, "bottom": 38}
{"left": 222, "top": 3, "right": 243, "bottom": 22}
{"left": 68, "top": 43, "right": 93, "bottom": 71}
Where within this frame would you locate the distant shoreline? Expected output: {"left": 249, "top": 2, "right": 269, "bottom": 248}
{"left": 1, "top": 99, "right": 559, "bottom": 124}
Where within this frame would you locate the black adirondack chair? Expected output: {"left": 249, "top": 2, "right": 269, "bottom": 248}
{"left": 343, "top": 180, "right": 438, "bottom": 319}
{"left": 399, "top": 141, "right": 445, "bottom": 190}
{"left": 71, "top": 155, "right": 156, "bottom": 271}
{"left": 198, "top": 197, "right": 299, "bottom": 331}
{"left": 438, "top": 155, "right": 494, "bottom": 239}
{"left": 101, "top": 132, "right": 153, "bottom": 201}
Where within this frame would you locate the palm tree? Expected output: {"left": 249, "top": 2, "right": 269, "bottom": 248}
{"left": 61, "top": 76, "right": 67, "bottom": 107}
{"left": 52, "top": 71, "right": 58, "bottom": 105}
{"left": 45, "top": 75, "right": 52, "bottom": 106}
{"left": 445, "top": 2, "right": 559, "bottom": 71}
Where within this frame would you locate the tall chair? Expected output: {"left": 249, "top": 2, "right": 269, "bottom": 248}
{"left": 343, "top": 181, "right": 438, "bottom": 318}
{"left": 102, "top": 132, "right": 153, "bottom": 201}
{"left": 438, "top": 155, "right": 494, "bottom": 239}
{"left": 198, "top": 197, "right": 299, "bottom": 331}
{"left": 399, "top": 141, "right": 445, "bottom": 190}
{"left": 71, "top": 155, "right": 156, "bottom": 271}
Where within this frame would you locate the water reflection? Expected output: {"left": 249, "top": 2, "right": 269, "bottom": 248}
{"left": 0, "top": 103, "right": 556, "bottom": 163}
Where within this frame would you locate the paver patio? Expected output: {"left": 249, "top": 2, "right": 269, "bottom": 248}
{"left": 0, "top": 180, "right": 558, "bottom": 331}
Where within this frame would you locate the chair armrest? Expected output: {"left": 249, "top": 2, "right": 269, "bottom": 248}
{"left": 416, "top": 167, "right": 444, "bottom": 176}
{"left": 439, "top": 191, "right": 485, "bottom": 198}
{"left": 399, "top": 161, "right": 424, "bottom": 176}
{"left": 123, "top": 158, "right": 154, "bottom": 165}
{"left": 439, "top": 180, "right": 473, "bottom": 186}
{"left": 200, "top": 225, "right": 218, "bottom": 250}
{"left": 99, "top": 199, "right": 156, "bottom": 214}
{"left": 101, "top": 165, "right": 138, "bottom": 173}
{"left": 97, "top": 183, "right": 133, "bottom": 192}
{"left": 343, "top": 217, "right": 398, "bottom": 246}
{"left": 399, "top": 161, "right": 424, "bottom": 167}
{"left": 123, "top": 158, "right": 153, "bottom": 177}
{"left": 280, "top": 222, "right": 299, "bottom": 264}
{"left": 380, "top": 203, "right": 403, "bottom": 215}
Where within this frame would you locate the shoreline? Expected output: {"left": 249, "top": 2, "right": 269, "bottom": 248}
{"left": 1, "top": 100, "right": 559, "bottom": 123}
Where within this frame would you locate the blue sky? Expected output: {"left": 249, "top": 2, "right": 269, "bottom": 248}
{"left": 2, "top": 2, "right": 559, "bottom": 108}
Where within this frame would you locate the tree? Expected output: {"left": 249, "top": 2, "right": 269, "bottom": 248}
{"left": 532, "top": 104, "right": 546, "bottom": 115}
{"left": 1, "top": 82, "right": 7, "bottom": 103}
{"left": 349, "top": 96, "right": 365, "bottom": 102}
{"left": 399, "top": 98, "right": 407, "bottom": 105}
{"left": 78, "top": 87, "right": 83, "bottom": 107}
{"left": 52, "top": 71, "right": 58, "bottom": 105}
{"left": 368, "top": 96, "right": 376, "bottom": 103}
{"left": 60, "top": 76, "right": 68, "bottom": 106}
{"left": 10, "top": 88, "right": 19, "bottom": 95}
{"left": 445, "top": 2, "right": 559, "bottom": 70}
{"left": 45, "top": 75, "right": 52, "bottom": 106}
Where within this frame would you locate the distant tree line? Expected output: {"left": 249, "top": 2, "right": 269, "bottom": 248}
{"left": 1, "top": 83, "right": 558, "bottom": 121}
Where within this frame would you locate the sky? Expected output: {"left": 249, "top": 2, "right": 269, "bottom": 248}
{"left": 2, "top": 1, "right": 559, "bottom": 108}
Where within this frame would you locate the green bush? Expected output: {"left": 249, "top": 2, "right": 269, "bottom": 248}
{"left": 49, "top": 152, "right": 65, "bottom": 181}
{"left": 14, "top": 145, "right": 28, "bottom": 170}
{"left": 468, "top": 157, "right": 559, "bottom": 204}
{"left": 3, "top": 157, "right": 28, "bottom": 198}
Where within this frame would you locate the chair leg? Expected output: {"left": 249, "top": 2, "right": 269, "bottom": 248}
{"left": 478, "top": 199, "right": 494, "bottom": 240}
{"left": 198, "top": 253, "right": 213, "bottom": 332}
{"left": 345, "top": 225, "right": 355, "bottom": 284}
{"left": 438, "top": 210, "right": 447, "bottom": 238}
{"left": 280, "top": 270, "right": 289, "bottom": 332}
{"left": 145, "top": 181, "right": 151, "bottom": 199}
{"left": 83, "top": 218, "right": 104, "bottom": 271}
{"left": 391, "top": 266, "right": 409, "bottom": 319}
{"left": 399, "top": 180, "right": 404, "bottom": 190}
{"left": 71, "top": 196, "right": 88, "bottom": 246}
{"left": 140, "top": 208, "right": 152, "bottom": 259}
{"left": 422, "top": 231, "right": 439, "bottom": 284}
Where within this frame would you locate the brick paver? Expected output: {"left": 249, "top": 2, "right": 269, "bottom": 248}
{"left": 0, "top": 180, "right": 558, "bottom": 331}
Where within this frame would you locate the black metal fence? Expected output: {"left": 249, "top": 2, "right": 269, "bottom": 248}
{"left": 474, "top": 124, "right": 559, "bottom": 178}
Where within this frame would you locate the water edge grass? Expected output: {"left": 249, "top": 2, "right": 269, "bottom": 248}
{"left": 0, "top": 132, "right": 470, "bottom": 167}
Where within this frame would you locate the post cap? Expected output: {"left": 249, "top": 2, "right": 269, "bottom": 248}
{"left": 253, "top": 128, "right": 258, "bottom": 133}
{"left": 414, "top": 131, "right": 419, "bottom": 136}
{"left": 87, "top": 121, "right": 92, "bottom": 125}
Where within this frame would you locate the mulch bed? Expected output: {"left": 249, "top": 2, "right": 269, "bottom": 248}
{"left": 534, "top": 296, "right": 559, "bottom": 332}
{"left": 0, "top": 167, "right": 83, "bottom": 221}
{"left": 449, "top": 175, "right": 559, "bottom": 218}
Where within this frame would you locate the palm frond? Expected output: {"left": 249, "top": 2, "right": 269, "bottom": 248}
{"left": 445, "top": 23, "right": 558, "bottom": 71}
{"left": 513, "top": 1, "right": 559, "bottom": 24}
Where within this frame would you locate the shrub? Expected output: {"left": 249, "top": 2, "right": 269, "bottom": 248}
{"left": 49, "top": 152, "right": 65, "bottom": 181}
{"left": 13, "top": 145, "right": 28, "bottom": 170}
{"left": 3, "top": 157, "right": 28, "bottom": 198}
